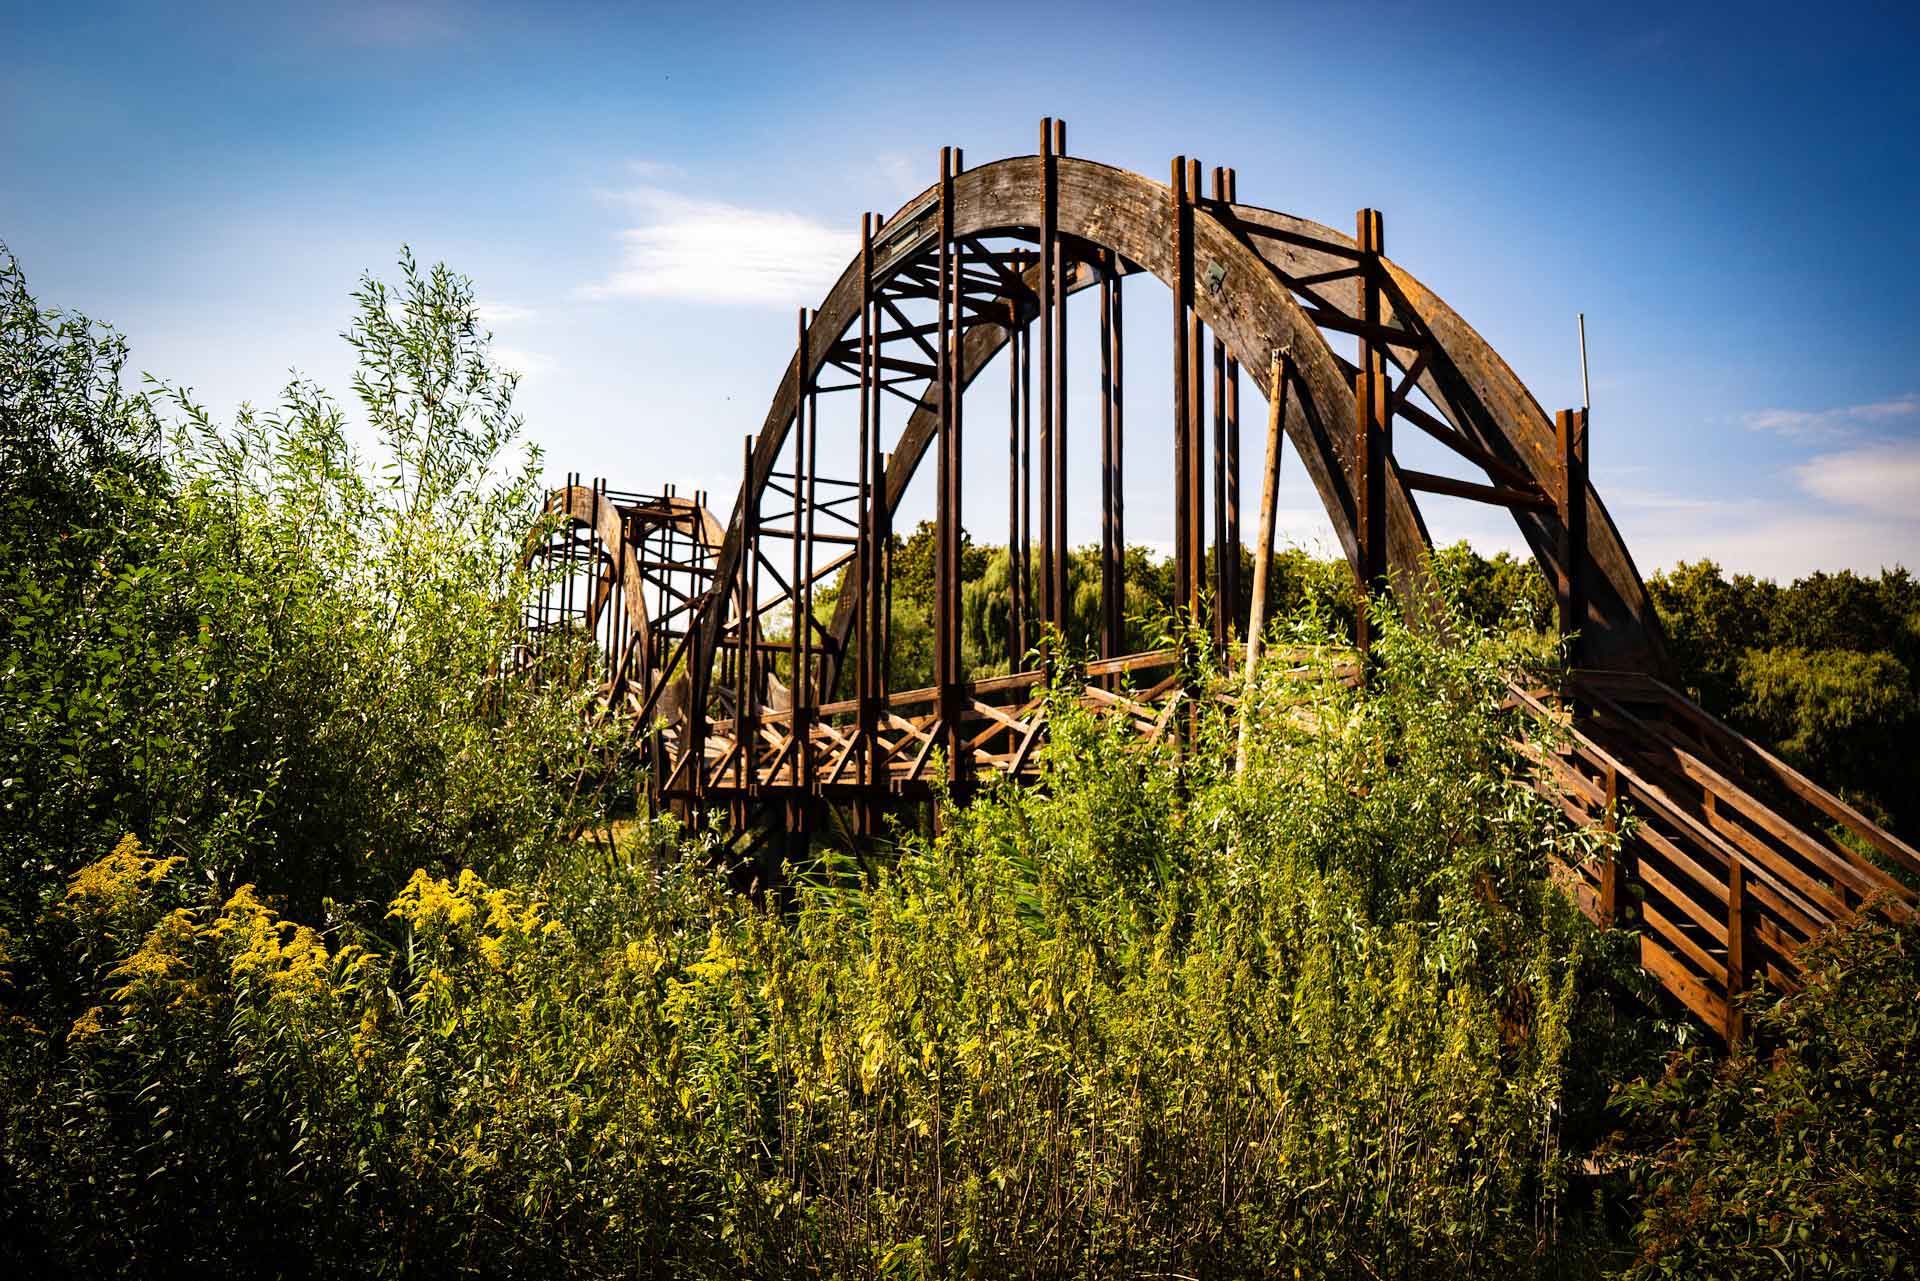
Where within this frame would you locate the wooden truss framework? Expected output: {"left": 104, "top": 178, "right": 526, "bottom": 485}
{"left": 521, "top": 124, "right": 1918, "bottom": 1039}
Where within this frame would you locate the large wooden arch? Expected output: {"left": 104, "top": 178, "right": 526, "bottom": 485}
{"left": 704, "top": 151, "right": 1669, "bottom": 680}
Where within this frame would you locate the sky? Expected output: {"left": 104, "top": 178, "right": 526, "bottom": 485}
{"left": 5, "top": 0, "right": 1919, "bottom": 581}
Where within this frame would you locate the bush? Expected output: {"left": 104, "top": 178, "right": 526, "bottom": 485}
{"left": 2, "top": 602, "right": 1624, "bottom": 1278}
{"left": 1612, "top": 913, "right": 1920, "bottom": 1279}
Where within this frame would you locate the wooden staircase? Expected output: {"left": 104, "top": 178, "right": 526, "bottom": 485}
{"left": 1510, "top": 671, "right": 1920, "bottom": 1040}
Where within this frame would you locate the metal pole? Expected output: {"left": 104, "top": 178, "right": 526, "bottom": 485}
{"left": 1579, "top": 312, "right": 1591, "bottom": 411}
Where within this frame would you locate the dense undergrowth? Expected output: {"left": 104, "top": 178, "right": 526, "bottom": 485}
{"left": 2, "top": 245, "right": 1915, "bottom": 1278}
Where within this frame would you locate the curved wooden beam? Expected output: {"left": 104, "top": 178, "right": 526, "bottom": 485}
{"left": 697, "top": 153, "right": 1666, "bottom": 685}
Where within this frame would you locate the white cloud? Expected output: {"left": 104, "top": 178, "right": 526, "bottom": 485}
{"left": 1794, "top": 439, "right": 1920, "bottom": 520}
{"left": 579, "top": 187, "right": 852, "bottom": 308}
{"left": 491, "top": 345, "right": 554, "bottom": 377}
{"left": 476, "top": 301, "right": 537, "bottom": 327}
{"left": 1742, "top": 391, "right": 1920, "bottom": 440}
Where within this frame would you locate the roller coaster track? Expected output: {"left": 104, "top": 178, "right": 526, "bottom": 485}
{"left": 518, "top": 123, "right": 1918, "bottom": 1040}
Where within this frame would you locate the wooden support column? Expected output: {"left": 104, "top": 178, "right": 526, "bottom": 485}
{"left": 1599, "top": 763, "right": 1621, "bottom": 925}
{"left": 1210, "top": 166, "right": 1230, "bottom": 652}
{"left": 1353, "top": 209, "right": 1387, "bottom": 660}
{"left": 798, "top": 305, "right": 821, "bottom": 795}
{"left": 1726, "top": 857, "right": 1748, "bottom": 1044}
{"left": 1100, "top": 248, "right": 1125, "bottom": 669}
{"left": 1018, "top": 292, "right": 1033, "bottom": 654}
{"left": 1171, "top": 155, "right": 1192, "bottom": 624}
{"left": 945, "top": 146, "right": 968, "bottom": 785}
{"left": 1556, "top": 407, "right": 1589, "bottom": 666}
{"left": 856, "top": 212, "right": 877, "bottom": 832}
{"left": 1187, "top": 158, "right": 1207, "bottom": 628}
{"left": 1223, "top": 168, "right": 1242, "bottom": 636}
{"left": 1039, "top": 120, "right": 1058, "bottom": 634}
{"left": 1008, "top": 319, "right": 1024, "bottom": 669}
{"left": 1050, "top": 120, "right": 1069, "bottom": 638}
{"left": 737, "top": 436, "right": 756, "bottom": 794}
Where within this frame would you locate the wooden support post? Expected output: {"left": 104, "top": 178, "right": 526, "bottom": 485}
{"left": 1237, "top": 347, "right": 1288, "bottom": 779}
{"left": 739, "top": 436, "right": 758, "bottom": 794}
{"left": 857, "top": 211, "right": 877, "bottom": 832}
{"left": 1726, "top": 857, "right": 1748, "bottom": 1044}
{"left": 1019, "top": 293, "right": 1033, "bottom": 652}
{"left": 1050, "top": 120, "right": 1069, "bottom": 640}
{"left": 1599, "top": 763, "right": 1621, "bottom": 926}
{"left": 1187, "top": 157, "right": 1207, "bottom": 629}
{"left": 790, "top": 310, "right": 806, "bottom": 711}
{"left": 1039, "top": 120, "right": 1058, "bottom": 634}
{"left": 945, "top": 144, "right": 968, "bottom": 785}
{"left": 1223, "top": 168, "right": 1241, "bottom": 636}
{"left": 1100, "top": 248, "right": 1125, "bottom": 670}
{"left": 1556, "top": 407, "right": 1589, "bottom": 666}
{"left": 1171, "top": 156, "right": 1192, "bottom": 625}
{"left": 801, "top": 309, "right": 819, "bottom": 796}
{"left": 1211, "top": 166, "right": 1229, "bottom": 653}
{"left": 1353, "top": 209, "right": 1387, "bottom": 661}
{"left": 1008, "top": 320, "right": 1024, "bottom": 669}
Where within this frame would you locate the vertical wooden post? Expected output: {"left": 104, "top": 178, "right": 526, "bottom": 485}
{"left": 1187, "top": 157, "right": 1207, "bottom": 629}
{"left": 801, "top": 310, "right": 819, "bottom": 798}
{"left": 946, "top": 145, "right": 968, "bottom": 785}
{"left": 737, "top": 436, "right": 757, "bottom": 795}
{"left": 1599, "top": 763, "right": 1621, "bottom": 925}
{"left": 1556, "top": 407, "right": 1589, "bottom": 666}
{"left": 856, "top": 211, "right": 877, "bottom": 832}
{"left": 790, "top": 310, "right": 806, "bottom": 718}
{"left": 1353, "top": 210, "right": 1387, "bottom": 662}
{"left": 1100, "top": 248, "right": 1125, "bottom": 669}
{"left": 1171, "top": 156, "right": 1192, "bottom": 625}
{"left": 1211, "top": 166, "right": 1230, "bottom": 652}
{"left": 1050, "top": 120, "right": 1069, "bottom": 642}
{"left": 1008, "top": 320, "right": 1024, "bottom": 669}
{"left": 1237, "top": 347, "right": 1288, "bottom": 779}
{"left": 1223, "top": 168, "right": 1241, "bottom": 637}
{"left": 1726, "top": 857, "right": 1748, "bottom": 1044}
{"left": 1039, "top": 121, "right": 1058, "bottom": 634}
{"left": 1019, "top": 293, "right": 1033, "bottom": 650}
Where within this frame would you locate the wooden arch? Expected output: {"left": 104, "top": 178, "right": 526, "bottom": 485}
{"left": 702, "top": 148, "right": 1670, "bottom": 680}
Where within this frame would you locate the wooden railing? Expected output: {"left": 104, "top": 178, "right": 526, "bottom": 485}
{"left": 1510, "top": 671, "right": 1919, "bottom": 1040}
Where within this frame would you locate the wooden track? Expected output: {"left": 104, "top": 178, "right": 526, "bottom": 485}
{"left": 521, "top": 125, "right": 1915, "bottom": 1039}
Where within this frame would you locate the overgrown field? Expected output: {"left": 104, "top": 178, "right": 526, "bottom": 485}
{"left": 3, "top": 246, "right": 1914, "bottom": 1279}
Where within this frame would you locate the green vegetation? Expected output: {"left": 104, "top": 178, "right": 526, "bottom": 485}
{"left": 1647, "top": 561, "right": 1920, "bottom": 836}
{"left": 2, "top": 246, "right": 1915, "bottom": 1278}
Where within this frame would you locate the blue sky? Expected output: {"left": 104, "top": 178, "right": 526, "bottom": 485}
{"left": 5, "top": 0, "right": 1918, "bottom": 579}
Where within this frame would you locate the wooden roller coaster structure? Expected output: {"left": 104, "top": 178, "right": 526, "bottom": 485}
{"left": 518, "top": 122, "right": 1918, "bottom": 1041}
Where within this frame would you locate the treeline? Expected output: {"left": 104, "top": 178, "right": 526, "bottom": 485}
{"left": 851, "top": 523, "right": 1919, "bottom": 840}
{"left": 2, "top": 246, "right": 1915, "bottom": 1279}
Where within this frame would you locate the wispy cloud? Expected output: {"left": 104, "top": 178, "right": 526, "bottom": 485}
{"left": 1795, "top": 439, "right": 1920, "bottom": 520}
{"left": 1742, "top": 391, "right": 1920, "bottom": 440}
{"left": 476, "top": 301, "right": 537, "bottom": 327}
{"left": 580, "top": 187, "right": 852, "bottom": 308}
{"left": 491, "top": 345, "right": 554, "bottom": 377}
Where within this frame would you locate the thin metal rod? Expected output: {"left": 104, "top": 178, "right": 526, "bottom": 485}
{"left": 1579, "top": 312, "right": 1591, "bottom": 411}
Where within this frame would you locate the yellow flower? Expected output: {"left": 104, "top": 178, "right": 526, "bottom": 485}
{"left": 63, "top": 834, "right": 181, "bottom": 924}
